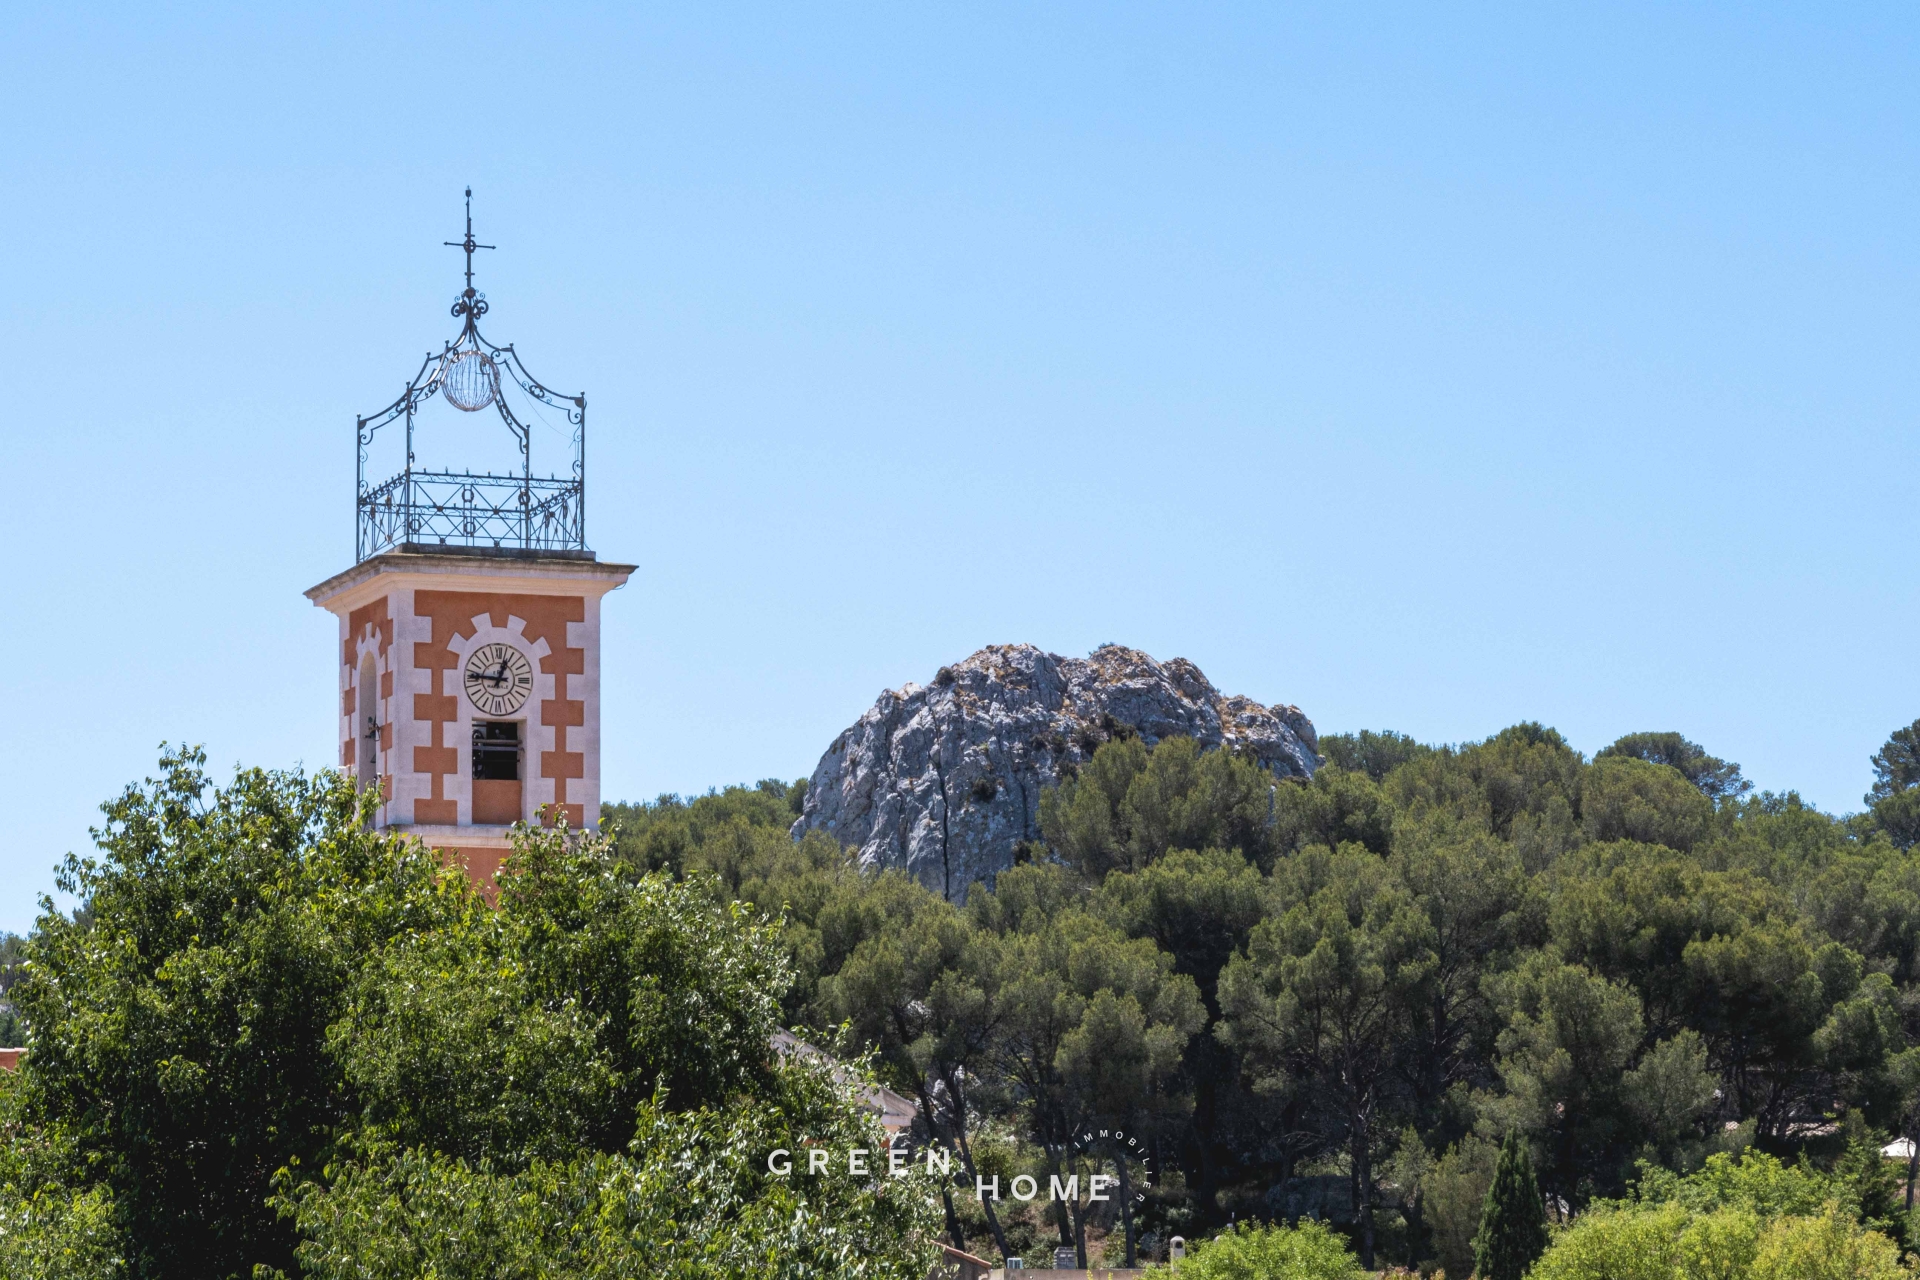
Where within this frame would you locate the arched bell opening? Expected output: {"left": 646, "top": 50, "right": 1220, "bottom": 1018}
{"left": 356, "top": 652, "right": 379, "bottom": 799}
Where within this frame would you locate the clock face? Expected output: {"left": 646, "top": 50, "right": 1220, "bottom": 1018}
{"left": 463, "top": 642, "right": 534, "bottom": 717}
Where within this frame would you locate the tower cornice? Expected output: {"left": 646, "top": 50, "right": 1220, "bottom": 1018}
{"left": 307, "top": 548, "right": 635, "bottom": 615}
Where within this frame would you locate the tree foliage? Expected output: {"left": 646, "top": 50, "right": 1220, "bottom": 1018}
{"left": 1531, "top": 1149, "right": 1915, "bottom": 1280}
{"left": 1318, "top": 730, "right": 1434, "bottom": 783}
{"left": 1141, "top": 1219, "right": 1364, "bottom": 1280}
{"left": 581, "top": 718, "right": 1920, "bottom": 1268}
{"left": 1474, "top": 1129, "right": 1549, "bottom": 1280}
{"left": 1598, "top": 731, "right": 1751, "bottom": 802}
{"left": 1871, "top": 719, "right": 1920, "bottom": 849}
{"left": 0, "top": 750, "right": 935, "bottom": 1280}
{"left": 814, "top": 720, "right": 1920, "bottom": 1268}
{"left": 16, "top": 713, "right": 1920, "bottom": 1273}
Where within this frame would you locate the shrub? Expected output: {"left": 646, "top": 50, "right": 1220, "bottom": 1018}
{"left": 1141, "top": 1219, "right": 1364, "bottom": 1280}
{"left": 1748, "top": 1206, "right": 1909, "bottom": 1280}
{"left": 1422, "top": 1135, "right": 1498, "bottom": 1278}
{"left": 1528, "top": 1202, "right": 1693, "bottom": 1280}
{"left": 1530, "top": 1201, "right": 1910, "bottom": 1280}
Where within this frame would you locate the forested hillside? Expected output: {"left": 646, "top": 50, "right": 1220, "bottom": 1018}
{"left": 10, "top": 723, "right": 1920, "bottom": 1276}
{"left": 605, "top": 721, "right": 1920, "bottom": 1272}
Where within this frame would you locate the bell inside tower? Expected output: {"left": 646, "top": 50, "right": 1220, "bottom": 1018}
{"left": 471, "top": 721, "right": 523, "bottom": 823}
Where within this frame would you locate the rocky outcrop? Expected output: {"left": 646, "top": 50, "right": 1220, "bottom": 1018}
{"left": 792, "top": 644, "right": 1318, "bottom": 900}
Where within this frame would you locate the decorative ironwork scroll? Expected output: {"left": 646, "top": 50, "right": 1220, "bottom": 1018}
{"left": 354, "top": 190, "right": 588, "bottom": 561}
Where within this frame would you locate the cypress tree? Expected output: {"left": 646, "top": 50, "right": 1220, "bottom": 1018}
{"left": 1474, "top": 1131, "right": 1549, "bottom": 1280}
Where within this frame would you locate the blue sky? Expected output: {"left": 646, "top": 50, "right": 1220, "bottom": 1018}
{"left": 3, "top": 4, "right": 1917, "bottom": 933}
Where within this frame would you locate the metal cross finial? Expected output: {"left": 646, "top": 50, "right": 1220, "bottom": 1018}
{"left": 443, "top": 187, "right": 495, "bottom": 294}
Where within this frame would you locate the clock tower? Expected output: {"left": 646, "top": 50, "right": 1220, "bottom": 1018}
{"left": 307, "top": 193, "right": 634, "bottom": 886}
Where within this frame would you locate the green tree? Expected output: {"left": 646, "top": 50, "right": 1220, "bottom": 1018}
{"left": 1683, "top": 924, "right": 1853, "bottom": 1134}
{"left": 1542, "top": 839, "right": 1863, "bottom": 1140}
{"left": 0, "top": 1082, "right": 122, "bottom": 1280}
{"left": 1598, "top": 732, "right": 1750, "bottom": 801}
{"left": 306, "top": 818, "right": 937, "bottom": 1277}
{"left": 1869, "top": 790, "right": 1920, "bottom": 852}
{"left": 1621, "top": 1030, "right": 1721, "bottom": 1168}
{"left": 605, "top": 780, "right": 860, "bottom": 1021}
{"left": 1039, "top": 737, "right": 1151, "bottom": 880}
{"left": 1392, "top": 828, "right": 1531, "bottom": 1127}
{"left": 1486, "top": 955, "right": 1645, "bottom": 1199}
{"left": 970, "top": 865, "right": 1203, "bottom": 1267}
{"left": 1096, "top": 848, "right": 1266, "bottom": 1219}
{"left": 1318, "top": 729, "right": 1433, "bottom": 783}
{"left": 1869, "top": 721, "right": 1920, "bottom": 803}
{"left": 282, "top": 1084, "right": 939, "bottom": 1280}
{"left": 1039, "top": 737, "right": 1280, "bottom": 878}
{"left": 1475, "top": 1130, "right": 1549, "bottom": 1280}
{"left": 1057, "top": 989, "right": 1164, "bottom": 1265}
{"left": 817, "top": 873, "right": 1016, "bottom": 1259}
{"left": 1631, "top": 1148, "right": 1849, "bottom": 1218}
{"left": 330, "top": 821, "right": 795, "bottom": 1166}
{"left": 1217, "top": 847, "right": 1434, "bottom": 1269}
{"left": 1141, "top": 1219, "right": 1364, "bottom": 1280}
{"left": 1388, "top": 723, "right": 1583, "bottom": 854}
{"left": 6, "top": 751, "right": 931, "bottom": 1279}
{"left": 1829, "top": 1113, "right": 1911, "bottom": 1249}
{"left": 1869, "top": 720, "right": 1920, "bottom": 848}
{"left": 1882, "top": 1048, "right": 1920, "bottom": 1210}
{"left": 602, "top": 777, "right": 807, "bottom": 877}
{"left": 1419, "top": 1135, "right": 1499, "bottom": 1279}
{"left": 1530, "top": 1150, "right": 1913, "bottom": 1280}
{"left": 9, "top": 748, "right": 461, "bottom": 1279}
{"left": 1581, "top": 756, "right": 1714, "bottom": 852}
{"left": 1546, "top": 842, "right": 1763, "bottom": 1036}
{"left": 1746, "top": 1208, "right": 1909, "bottom": 1280}
{"left": 1268, "top": 767, "right": 1396, "bottom": 861}
{"left": 1096, "top": 848, "right": 1265, "bottom": 1009}
{"left": 1524, "top": 1201, "right": 1703, "bottom": 1280}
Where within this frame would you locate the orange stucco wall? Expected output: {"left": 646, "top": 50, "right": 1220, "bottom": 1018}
{"left": 410, "top": 590, "right": 587, "bottom": 828}
{"left": 447, "top": 846, "right": 510, "bottom": 903}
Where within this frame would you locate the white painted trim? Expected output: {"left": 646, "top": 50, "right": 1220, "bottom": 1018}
{"left": 307, "top": 553, "right": 633, "bottom": 615}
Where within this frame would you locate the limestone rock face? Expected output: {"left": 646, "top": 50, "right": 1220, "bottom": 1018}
{"left": 792, "top": 644, "right": 1318, "bottom": 900}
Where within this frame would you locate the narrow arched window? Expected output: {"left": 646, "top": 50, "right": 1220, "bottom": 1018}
{"left": 357, "top": 653, "right": 379, "bottom": 794}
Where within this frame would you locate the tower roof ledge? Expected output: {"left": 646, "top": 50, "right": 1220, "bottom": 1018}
{"left": 306, "top": 547, "right": 636, "bottom": 611}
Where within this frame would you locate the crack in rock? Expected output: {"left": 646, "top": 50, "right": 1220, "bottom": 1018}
{"left": 793, "top": 644, "right": 1319, "bottom": 901}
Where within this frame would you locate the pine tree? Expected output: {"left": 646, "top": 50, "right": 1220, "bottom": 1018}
{"left": 1474, "top": 1130, "right": 1549, "bottom": 1280}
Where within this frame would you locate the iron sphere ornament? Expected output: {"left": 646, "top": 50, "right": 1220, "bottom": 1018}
{"left": 442, "top": 349, "right": 500, "bottom": 412}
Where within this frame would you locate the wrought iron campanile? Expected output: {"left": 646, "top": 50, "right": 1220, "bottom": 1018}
{"left": 354, "top": 189, "right": 588, "bottom": 561}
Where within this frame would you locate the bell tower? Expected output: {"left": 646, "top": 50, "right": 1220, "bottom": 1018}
{"left": 307, "top": 192, "right": 634, "bottom": 885}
